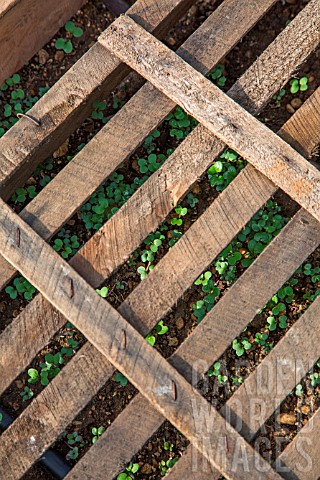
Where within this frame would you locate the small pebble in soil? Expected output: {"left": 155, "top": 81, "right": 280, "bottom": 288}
{"left": 38, "top": 49, "right": 50, "bottom": 65}
{"left": 290, "top": 98, "right": 302, "bottom": 109}
{"left": 286, "top": 104, "right": 295, "bottom": 114}
{"left": 279, "top": 412, "right": 296, "bottom": 425}
{"left": 176, "top": 317, "right": 185, "bottom": 330}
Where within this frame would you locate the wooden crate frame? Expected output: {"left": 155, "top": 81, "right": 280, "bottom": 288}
{"left": 0, "top": 0, "right": 319, "bottom": 478}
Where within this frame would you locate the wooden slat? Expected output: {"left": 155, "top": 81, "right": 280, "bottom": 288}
{"left": 62, "top": 89, "right": 320, "bottom": 479}
{"left": 0, "top": 0, "right": 87, "bottom": 86}
{"left": 66, "top": 207, "right": 320, "bottom": 480}
{"left": 0, "top": 13, "right": 318, "bottom": 474}
{"left": 0, "top": 0, "right": 280, "bottom": 290}
{"left": 0, "top": 199, "right": 280, "bottom": 480}
{"left": 166, "top": 297, "right": 320, "bottom": 480}
{"left": 277, "top": 406, "right": 320, "bottom": 479}
{"left": 223, "top": 296, "right": 320, "bottom": 441}
{"left": 99, "top": 11, "right": 320, "bottom": 223}
{"left": 0, "top": 0, "right": 320, "bottom": 296}
{"left": 0, "top": 21, "right": 319, "bottom": 408}
{"left": 0, "top": 0, "right": 195, "bottom": 201}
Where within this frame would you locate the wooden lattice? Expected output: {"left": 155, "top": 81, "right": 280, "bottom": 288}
{"left": 0, "top": 0, "right": 319, "bottom": 478}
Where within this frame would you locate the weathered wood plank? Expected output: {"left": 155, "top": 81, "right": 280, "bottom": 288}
{"left": 65, "top": 207, "right": 320, "bottom": 480}
{"left": 0, "top": 12, "right": 318, "bottom": 476}
{"left": 0, "top": 94, "right": 318, "bottom": 476}
{"left": 0, "top": 0, "right": 195, "bottom": 200}
{"left": 1, "top": 23, "right": 319, "bottom": 410}
{"left": 99, "top": 12, "right": 320, "bottom": 222}
{"left": 63, "top": 82, "right": 320, "bottom": 478}
{"left": 222, "top": 296, "right": 320, "bottom": 441}
{"left": 0, "top": 199, "right": 280, "bottom": 480}
{"left": 0, "top": 0, "right": 87, "bottom": 85}
{"left": 0, "top": 0, "right": 316, "bottom": 291}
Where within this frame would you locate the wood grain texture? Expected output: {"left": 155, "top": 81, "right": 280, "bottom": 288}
{"left": 64, "top": 88, "right": 320, "bottom": 479}
{"left": 0, "top": 102, "right": 313, "bottom": 478}
{"left": 1, "top": 0, "right": 306, "bottom": 402}
{"left": 0, "top": 199, "right": 280, "bottom": 480}
{"left": 100, "top": 10, "right": 320, "bottom": 222}
{"left": 0, "top": 0, "right": 316, "bottom": 292}
{"left": 0, "top": 0, "right": 87, "bottom": 85}
{"left": 0, "top": 19, "right": 319, "bottom": 428}
{"left": 67, "top": 207, "right": 320, "bottom": 480}
{"left": 223, "top": 295, "right": 320, "bottom": 441}
{"left": 0, "top": 0, "right": 194, "bottom": 201}
{"left": 0, "top": 7, "right": 318, "bottom": 476}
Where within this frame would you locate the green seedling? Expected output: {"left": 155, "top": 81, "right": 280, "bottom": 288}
{"left": 310, "top": 373, "right": 320, "bottom": 387}
{"left": 164, "top": 442, "right": 174, "bottom": 452}
{"left": 92, "top": 426, "right": 105, "bottom": 444}
{"left": 96, "top": 286, "right": 109, "bottom": 298}
{"left": 160, "top": 457, "right": 179, "bottom": 476}
{"left": 171, "top": 205, "right": 188, "bottom": 226}
{"left": 5, "top": 276, "right": 36, "bottom": 300}
{"left": 20, "top": 386, "right": 34, "bottom": 401}
{"left": 290, "top": 77, "right": 308, "bottom": 94}
{"left": 55, "top": 38, "right": 73, "bottom": 54}
{"left": 187, "top": 193, "right": 199, "bottom": 208}
{"left": 208, "top": 148, "right": 245, "bottom": 192}
{"left": 91, "top": 101, "right": 107, "bottom": 121}
{"left": 295, "top": 384, "right": 303, "bottom": 397}
{"left": 66, "top": 431, "right": 86, "bottom": 461}
{"left": 53, "top": 230, "right": 80, "bottom": 259}
{"left": 65, "top": 21, "right": 83, "bottom": 37}
{"left": 138, "top": 153, "right": 166, "bottom": 174}
{"left": 117, "top": 462, "right": 139, "bottom": 479}
{"left": 146, "top": 320, "right": 169, "bottom": 346}
{"left": 272, "top": 88, "right": 286, "bottom": 108}
{"left": 232, "top": 376, "right": 243, "bottom": 386}
{"left": 209, "top": 64, "right": 227, "bottom": 88}
{"left": 12, "top": 186, "right": 37, "bottom": 203}
{"left": 232, "top": 338, "right": 252, "bottom": 357}
{"left": 55, "top": 21, "right": 83, "bottom": 54}
{"left": 115, "top": 372, "right": 128, "bottom": 387}
{"left": 165, "top": 106, "right": 197, "bottom": 139}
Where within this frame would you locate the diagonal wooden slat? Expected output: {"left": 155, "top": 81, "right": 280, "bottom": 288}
{"left": 0, "top": 0, "right": 280, "bottom": 290}
{"left": 65, "top": 205, "right": 320, "bottom": 480}
{"left": 0, "top": 0, "right": 195, "bottom": 201}
{"left": 1, "top": 86, "right": 319, "bottom": 400}
{"left": 1, "top": 1, "right": 316, "bottom": 397}
{"left": 0, "top": 198, "right": 281, "bottom": 480}
{"left": 2, "top": 90, "right": 317, "bottom": 480}
{"left": 99, "top": 13, "right": 320, "bottom": 223}
{"left": 0, "top": 3, "right": 318, "bottom": 476}
{"left": 165, "top": 296, "right": 320, "bottom": 480}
